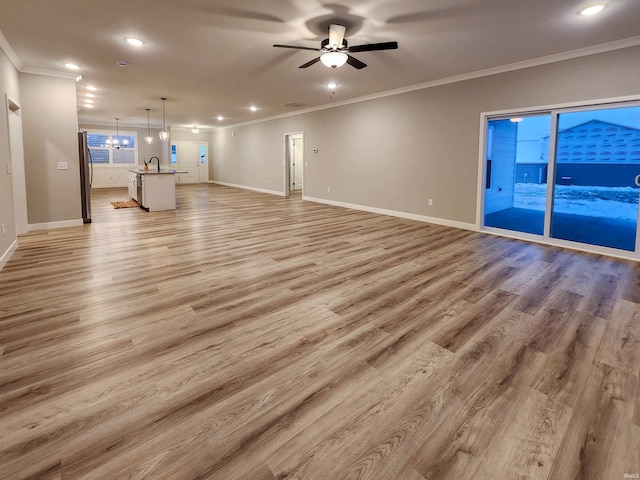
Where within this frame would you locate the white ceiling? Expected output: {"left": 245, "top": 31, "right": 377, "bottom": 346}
{"left": 1, "top": 0, "right": 639, "bottom": 130}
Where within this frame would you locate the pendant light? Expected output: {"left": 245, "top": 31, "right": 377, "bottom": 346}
{"left": 159, "top": 97, "right": 169, "bottom": 141}
{"left": 106, "top": 118, "right": 128, "bottom": 149}
{"left": 144, "top": 108, "right": 154, "bottom": 144}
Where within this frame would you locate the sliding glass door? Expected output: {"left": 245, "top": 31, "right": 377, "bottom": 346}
{"left": 484, "top": 115, "right": 551, "bottom": 235}
{"left": 550, "top": 105, "right": 640, "bottom": 251}
{"left": 482, "top": 102, "right": 640, "bottom": 257}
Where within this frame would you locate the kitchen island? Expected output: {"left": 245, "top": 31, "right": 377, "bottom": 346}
{"left": 128, "top": 169, "right": 182, "bottom": 211}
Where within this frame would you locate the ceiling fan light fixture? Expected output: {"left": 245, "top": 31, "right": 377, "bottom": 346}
{"left": 320, "top": 52, "right": 348, "bottom": 68}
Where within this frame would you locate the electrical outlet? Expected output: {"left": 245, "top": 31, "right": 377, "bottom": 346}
{"left": 428, "top": 198, "right": 433, "bottom": 206}
{"left": 327, "top": 186, "right": 331, "bottom": 193}
{"left": 57, "top": 162, "right": 68, "bottom": 170}
{"left": 1, "top": 224, "right": 5, "bottom": 235}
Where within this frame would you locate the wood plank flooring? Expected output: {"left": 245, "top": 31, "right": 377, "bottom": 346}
{"left": 0, "top": 184, "right": 639, "bottom": 480}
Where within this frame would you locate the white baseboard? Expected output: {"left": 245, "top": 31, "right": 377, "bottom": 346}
{"left": 0, "top": 238, "right": 18, "bottom": 271}
{"left": 212, "top": 181, "right": 285, "bottom": 197}
{"left": 28, "top": 219, "right": 84, "bottom": 231}
{"left": 302, "top": 195, "right": 477, "bottom": 231}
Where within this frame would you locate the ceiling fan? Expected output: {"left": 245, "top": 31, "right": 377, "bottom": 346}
{"left": 273, "top": 24, "right": 398, "bottom": 69}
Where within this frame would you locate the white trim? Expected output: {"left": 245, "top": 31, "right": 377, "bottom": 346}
{"left": 0, "top": 239, "right": 18, "bottom": 271}
{"left": 19, "top": 66, "right": 78, "bottom": 80}
{"left": 222, "top": 37, "right": 640, "bottom": 130}
{"left": 303, "top": 195, "right": 477, "bottom": 231}
{"left": 212, "top": 181, "right": 285, "bottom": 197}
{"left": 0, "top": 29, "right": 22, "bottom": 70}
{"left": 475, "top": 114, "right": 488, "bottom": 229}
{"left": 28, "top": 219, "right": 84, "bottom": 231}
{"left": 483, "top": 94, "right": 640, "bottom": 119}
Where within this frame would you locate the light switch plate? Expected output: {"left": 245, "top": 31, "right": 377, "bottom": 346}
{"left": 6, "top": 163, "right": 11, "bottom": 174}
{"left": 57, "top": 162, "right": 68, "bottom": 170}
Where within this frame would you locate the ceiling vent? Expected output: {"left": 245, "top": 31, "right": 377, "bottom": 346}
{"left": 282, "top": 102, "right": 307, "bottom": 108}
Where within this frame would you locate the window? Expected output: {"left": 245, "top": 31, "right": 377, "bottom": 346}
{"left": 87, "top": 130, "right": 138, "bottom": 165}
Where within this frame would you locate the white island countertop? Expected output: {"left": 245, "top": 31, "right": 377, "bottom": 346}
{"left": 130, "top": 168, "right": 187, "bottom": 175}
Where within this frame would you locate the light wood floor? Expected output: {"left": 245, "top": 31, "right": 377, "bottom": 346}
{"left": 1, "top": 184, "right": 639, "bottom": 480}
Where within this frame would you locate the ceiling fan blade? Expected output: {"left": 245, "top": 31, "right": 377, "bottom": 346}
{"left": 328, "top": 24, "right": 346, "bottom": 49}
{"left": 299, "top": 57, "right": 321, "bottom": 68}
{"left": 346, "top": 41, "right": 399, "bottom": 53}
{"left": 273, "top": 44, "right": 321, "bottom": 52}
{"left": 347, "top": 55, "right": 367, "bottom": 69}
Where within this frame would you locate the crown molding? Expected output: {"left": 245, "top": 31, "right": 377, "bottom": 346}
{"left": 20, "top": 66, "right": 78, "bottom": 80}
{"left": 0, "top": 28, "right": 22, "bottom": 70}
{"left": 222, "top": 36, "right": 640, "bottom": 130}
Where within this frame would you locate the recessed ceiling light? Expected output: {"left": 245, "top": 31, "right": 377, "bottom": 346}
{"left": 84, "top": 99, "right": 94, "bottom": 104}
{"left": 75, "top": 75, "right": 83, "bottom": 82}
{"left": 86, "top": 93, "right": 95, "bottom": 98}
{"left": 64, "top": 63, "right": 80, "bottom": 70}
{"left": 250, "top": 106, "right": 257, "bottom": 112}
{"left": 327, "top": 82, "right": 337, "bottom": 89}
{"left": 117, "top": 60, "right": 129, "bottom": 67}
{"left": 580, "top": 4, "right": 606, "bottom": 15}
{"left": 87, "top": 85, "right": 97, "bottom": 91}
{"left": 125, "top": 37, "right": 144, "bottom": 47}
{"left": 217, "top": 116, "right": 224, "bottom": 121}
{"left": 84, "top": 104, "right": 94, "bottom": 108}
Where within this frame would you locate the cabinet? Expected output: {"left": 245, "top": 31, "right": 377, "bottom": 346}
{"left": 141, "top": 174, "right": 176, "bottom": 211}
{"left": 127, "top": 171, "right": 138, "bottom": 201}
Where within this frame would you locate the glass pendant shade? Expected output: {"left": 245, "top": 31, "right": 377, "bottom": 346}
{"left": 320, "top": 52, "right": 348, "bottom": 68}
{"left": 145, "top": 108, "right": 154, "bottom": 144}
{"left": 159, "top": 97, "right": 169, "bottom": 142}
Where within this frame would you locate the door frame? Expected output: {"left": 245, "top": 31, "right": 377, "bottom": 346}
{"left": 283, "top": 131, "right": 304, "bottom": 197}
{"left": 6, "top": 95, "right": 27, "bottom": 234}
{"left": 172, "top": 140, "right": 209, "bottom": 184}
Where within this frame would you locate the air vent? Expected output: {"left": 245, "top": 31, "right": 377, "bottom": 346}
{"left": 282, "top": 102, "right": 307, "bottom": 108}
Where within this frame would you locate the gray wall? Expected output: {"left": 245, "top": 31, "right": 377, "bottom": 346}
{"left": 0, "top": 47, "right": 20, "bottom": 263}
{"left": 213, "top": 46, "right": 640, "bottom": 225}
{"left": 20, "top": 73, "right": 81, "bottom": 225}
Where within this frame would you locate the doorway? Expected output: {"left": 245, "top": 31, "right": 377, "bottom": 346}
{"left": 171, "top": 141, "right": 209, "bottom": 184}
{"left": 284, "top": 132, "right": 304, "bottom": 196}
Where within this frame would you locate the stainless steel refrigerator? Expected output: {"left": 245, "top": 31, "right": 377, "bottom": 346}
{"left": 78, "top": 131, "right": 92, "bottom": 223}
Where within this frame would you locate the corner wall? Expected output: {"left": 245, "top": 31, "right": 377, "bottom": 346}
{"left": 213, "top": 46, "right": 640, "bottom": 226}
{"left": 20, "top": 73, "right": 81, "bottom": 227}
{"left": 0, "top": 47, "right": 20, "bottom": 268}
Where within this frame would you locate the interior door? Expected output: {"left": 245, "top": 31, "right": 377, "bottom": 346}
{"left": 289, "top": 136, "right": 303, "bottom": 191}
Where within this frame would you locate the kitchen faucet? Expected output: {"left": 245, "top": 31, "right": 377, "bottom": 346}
{"left": 148, "top": 156, "right": 160, "bottom": 172}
